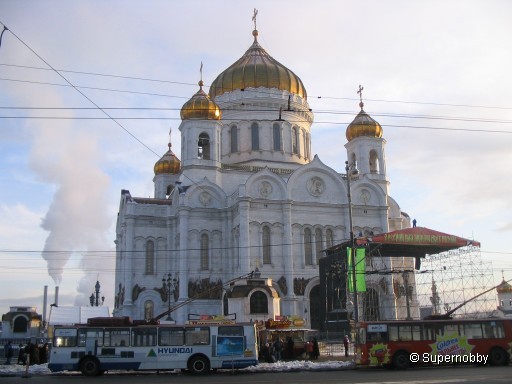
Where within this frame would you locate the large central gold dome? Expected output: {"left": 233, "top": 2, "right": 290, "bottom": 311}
{"left": 208, "top": 29, "right": 307, "bottom": 100}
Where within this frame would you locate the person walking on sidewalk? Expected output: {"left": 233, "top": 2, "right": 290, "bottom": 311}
{"left": 343, "top": 335, "right": 350, "bottom": 357}
{"left": 3, "top": 341, "right": 13, "bottom": 365}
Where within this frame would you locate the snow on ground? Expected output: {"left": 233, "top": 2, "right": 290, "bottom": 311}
{"left": 0, "top": 359, "right": 354, "bottom": 377}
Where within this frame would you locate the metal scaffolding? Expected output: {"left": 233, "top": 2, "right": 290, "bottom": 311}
{"left": 414, "top": 246, "right": 496, "bottom": 318}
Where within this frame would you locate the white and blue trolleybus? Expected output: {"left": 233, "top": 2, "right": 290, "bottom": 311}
{"left": 48, "top": 317, "right": 259, "bottom": 376}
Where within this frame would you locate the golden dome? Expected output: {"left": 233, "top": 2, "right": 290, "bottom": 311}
{"left": 346, "top": 101, "right": 383, "bottom": 141}
{"left": 497, "top": 279, "right": 512, "bottom": 294}
{"left": 208, "top": 29, "right": 307, "bottom": 100}
{"left": 180, "top": 81, "right": 221, "bottom": 120}
{"left": 154, "top": 143, "right": 181, "bottom": 175}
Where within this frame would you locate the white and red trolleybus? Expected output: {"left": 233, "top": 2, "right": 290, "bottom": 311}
{"left": 356, "top": 318, "right": 512, "bottom": 369}
{"left": 48, "top": 317, "right": 259, "bottom": 376}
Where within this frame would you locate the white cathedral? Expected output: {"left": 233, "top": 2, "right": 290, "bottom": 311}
{"left": 113, "top": 23, "right": 418, "bottom": 328}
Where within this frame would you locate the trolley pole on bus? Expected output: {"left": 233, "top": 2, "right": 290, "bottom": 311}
{"left": 346, "top": 160, "right": 359, "bottom": 325}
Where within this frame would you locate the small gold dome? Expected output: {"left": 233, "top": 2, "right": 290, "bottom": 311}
{"left": 497, "top": 279, "right": 512, "bottom": 294}
{"left": 154, "top": 143, "right": 181, "bottom": 175}
{"left": 208, "top": 29, "right": 307, "bottom": 100}
{"left": 180, "top": 81, "right": 221, "bottom": 120}
{"left": 346, "top": 102, "right": 383, "bottom": 141}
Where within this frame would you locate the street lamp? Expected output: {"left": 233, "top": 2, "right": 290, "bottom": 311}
{"left": 162, "top": 273, "right": 177, "bottom": 321}
{"left": 345, "top": 160, "right": 359, "bottom": 324}
{"left": 90, "top": 280, "right": 105, "bottom": 307}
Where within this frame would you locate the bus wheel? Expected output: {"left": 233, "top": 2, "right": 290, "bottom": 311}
{"left": 188, "top": 355, "right": 210, "bottom": 375}
{"left": 80, "top": 357, "right": 101, "bottom": 376}
{"left": 392, "top": 351, "right": 410, "bottom": 370}
{"left": 489, "top": 347, "right": 509, "bottom": 366}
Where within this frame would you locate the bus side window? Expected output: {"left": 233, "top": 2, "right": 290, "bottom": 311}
{"left": 399, "top": 326, "right": 412, "bottom": 341}
{"left": 105, "top": 328, "right": 130, "bottom": 347}
{"left": 185, "top": 327, "right": 210, "bottom": 345}
{"left": 367, "top": 332, "right": 382, "bottom": 342}
{"left": 443, "top": 324, "right": 458, "bottom": 336}
{"left": 481, "top": 321, "right": 505, "bottom": 339}
{"left": 423, "top": 325, "right": 439, "bottom": 340}
{"left": 132, "top": 327, "right": 157, "bottom": 346}
{"left": 159, "top": 328, "right": 184, "bottom": 346}
{"left": 464, "top": 323, "right": 483, "bottom": 339}
{"left": 219, "top": 326, "right": 244, "bottom": 336}
{"left": 388, "top": 326, "right": 398, "bottom": 341}
{"left": 411, "top": 325, "right": 421, "bottom": 341}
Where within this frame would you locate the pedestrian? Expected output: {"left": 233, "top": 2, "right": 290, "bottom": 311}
{"left": 4, "top": 341, "right": 13, "bottom": 365}
{"left": 272, "top": 338, "right": 283, "bottom": 361}
{"left": 306, "top": 339, "right": 313, "bottom": 359}
{"left": 17, "top": 344, "right": 26, "bottom": 365}
{"left": 286, "top": 336, "right": 295, "bottom": 359}
{"left": 343, "top": 335, "right": 350, "bottom": 357}
{"left": 311, "top": 337, "right": 320, "bottom": 360}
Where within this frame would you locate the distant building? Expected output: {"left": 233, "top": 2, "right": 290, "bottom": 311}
{"left": 49, "top": 306, "right": 110, "bottom": 325}
{"left": 496, "top": 279, "right": 512, "bottom": 316}
{"left": 1, "top": 306, "right": 42, "bottom": 340}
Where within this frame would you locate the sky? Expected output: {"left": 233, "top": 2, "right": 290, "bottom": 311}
{"left": 0, "top": 0, "right": 511, "bottom": 318}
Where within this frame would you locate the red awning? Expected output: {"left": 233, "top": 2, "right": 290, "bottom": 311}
{"left": 367, "top": 227, "right": 480, "bottom": 248}
{"left": 356, "top": 227, "right": 480, "bottom": 259}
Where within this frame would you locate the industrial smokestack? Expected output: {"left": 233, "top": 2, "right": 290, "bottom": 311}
{"left": 55, "top": 286, "right": 59, "bottom": 307}
{"left": 43, "top": 285, "right": 48, "bottom": 324}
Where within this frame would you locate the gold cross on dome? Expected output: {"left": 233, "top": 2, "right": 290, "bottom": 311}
{"left": 252, "top": 8, "right": 258, "bottom": 30}
{"left": 357, "top": 84, "right": 364, "bottom": 103}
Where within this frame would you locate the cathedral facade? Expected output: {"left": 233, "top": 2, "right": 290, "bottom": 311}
{"left": 113, "top": 25, "right": 417, "bottom": 327}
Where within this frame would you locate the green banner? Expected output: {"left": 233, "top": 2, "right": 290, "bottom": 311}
{"left": 347, "top": 247, "right": 366, "bottom": 292}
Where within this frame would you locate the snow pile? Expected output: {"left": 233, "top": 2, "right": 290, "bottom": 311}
{"left": 0, "top": 359, "right": 354, "bottom": 377}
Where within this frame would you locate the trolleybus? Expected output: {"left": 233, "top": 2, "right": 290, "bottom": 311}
{"left": 48, "top": 317, "right": 259, "bottom": 376}
{"left": 356, "top": 318, "right": 512, "bottom": 369}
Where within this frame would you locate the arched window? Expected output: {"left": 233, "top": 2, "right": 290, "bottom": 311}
{"left": 304, "top": 228, "right": 313, "bottom": 265}
{"left": 144, "top": 300, "right": 154, "bottom": 321}
{"left": 304, "top": 132, "right": 310, "bottom": 159}
{"left": 13, "top": 316, "right": 28, "bottom": 333}
{"left": 273, "top": 123, "right": 281, "bottom": 151}
{"left": 292, "top": 127, "right": 299, "bottom": 154}
{"left": 145, "top": 240, "right": 154, "bottom": 275}
{"left": 262, "top": 226, "right": 271, "bottom": 264}
{"left": 200, "top": 233, "right": 209, "bottom": 270}
{"left": 326, "top": 229, "right": 334, "bottom": 248}
{"left": 315, "top": 228, "right": 323, "bottom": 263}
{"left": 251, "top": 123, "right": 259, "bottom": 150}
{"left": 250, "top": 291, "right": 268, "bottom": 314}
{"left": 230, "top": 126, "right": 238, "bottom": 153}
{"left": 369, "top": 150, "right": 380, "bottom": 174}
{"left": 198, "top": 133, "right": 210, "bottom": 159}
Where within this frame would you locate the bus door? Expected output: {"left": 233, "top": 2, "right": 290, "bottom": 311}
{"left": 80, "top": 328, "right": 104, "bottom": 356}
{"left": 367, "top": 324, "right": 388, "bottom": 343}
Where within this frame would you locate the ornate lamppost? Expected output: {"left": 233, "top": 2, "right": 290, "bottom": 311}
{"left": 162, "top": 273, "right": 177, "bottom": 321}
{"left": 345, "top": 160, "right": 359, "bottom": 324}
{"left": 90, "top": 280, "right": 105, "bottom": 307}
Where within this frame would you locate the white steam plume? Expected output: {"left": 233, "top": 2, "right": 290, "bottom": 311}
{"left": 30, "top": 119, "right": 114, "bottom": 305}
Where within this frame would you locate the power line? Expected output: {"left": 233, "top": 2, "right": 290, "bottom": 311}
{"left": 2, "top": 62, "right": 511, "bottom": 111}
{"left": 2, "top": 104, "right": 512, "bottom": 126}
{"left": 1, "top": 115, "right": 510, "bottom": 134}
{"left": 0, "top": 22, "right": 160, "bottom": 158}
